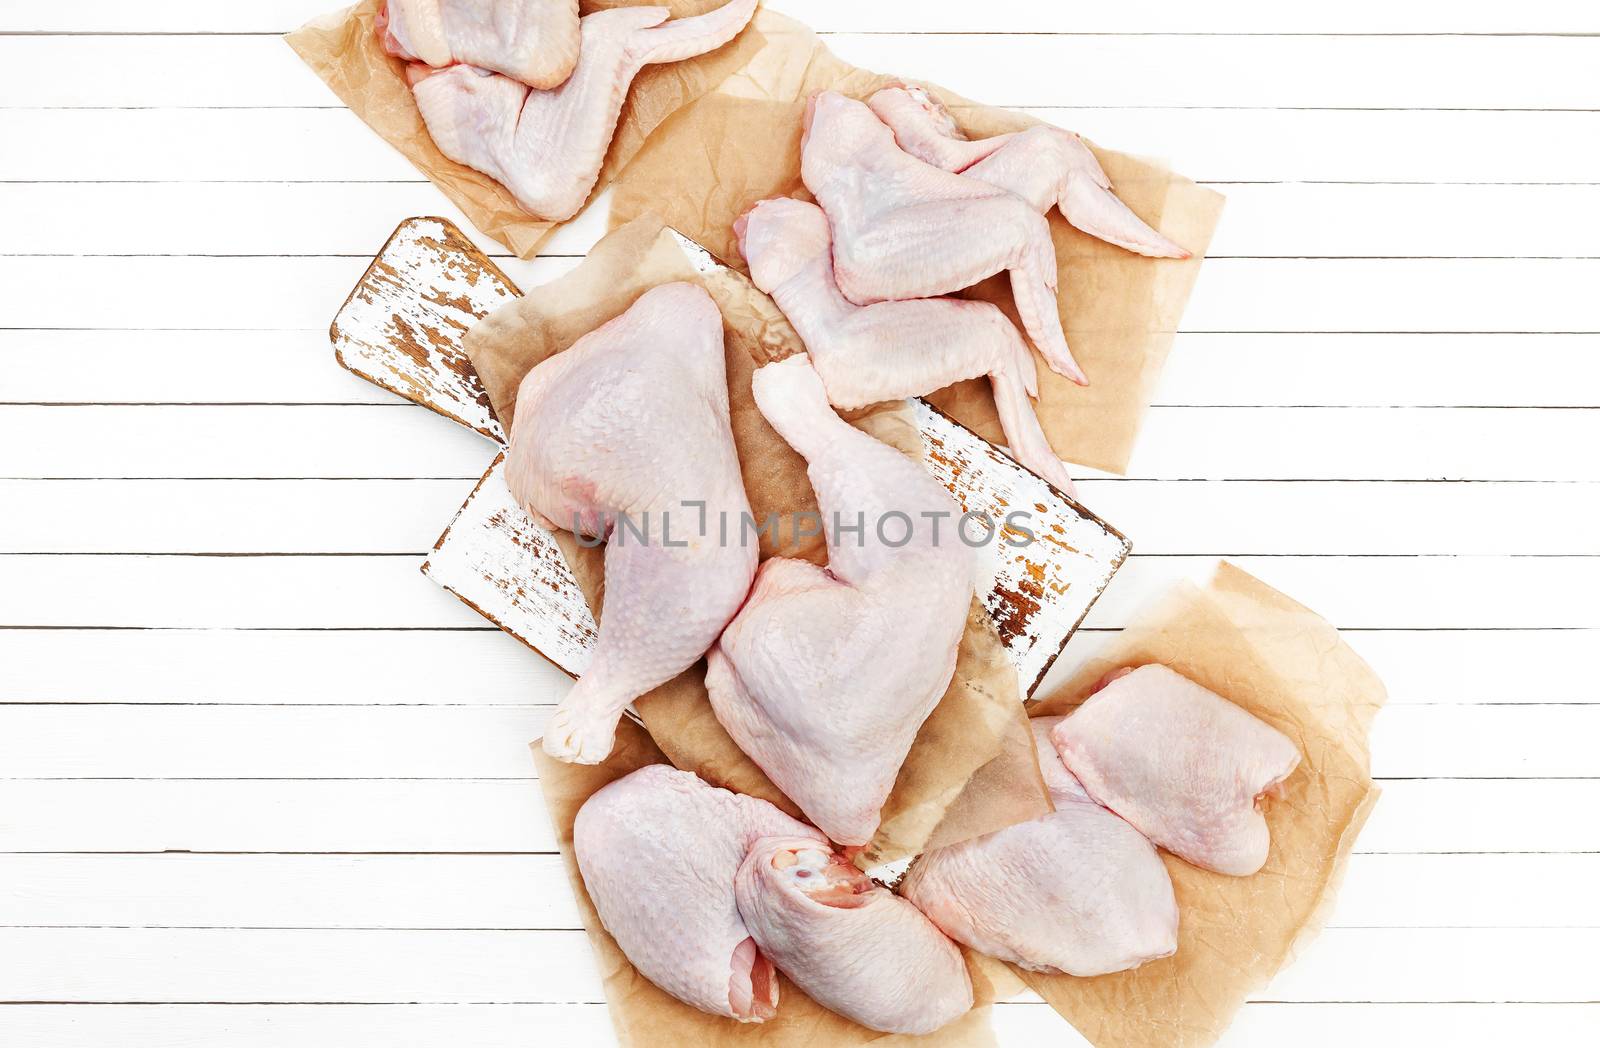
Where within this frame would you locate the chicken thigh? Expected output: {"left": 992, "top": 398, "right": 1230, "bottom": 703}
{"left": 1050, "top": 664, "right": 1302, "bottom": 876}
{"left": 704, "top": 356, "right": 975, "bottom": 845}
{"left": 735, "top": 196, "right": 1077, "bottom": 496}
{"left": 734, "top": 836, "right": 974, "bottom": 1034}
{"left": 898, "top": 717, "right": 1178, "bottom": 976}
{"left": 574, "top": 764, "right": 826, "bottom": 1022}
{"left": 801, "top": 90, "right": 1087, "bottom": 385}
{"left": 379, "top": 0, "right": 580, "bottom": 89}
{"left": 408, "top": 0, "right": 757, "bottom": 221}
{"left": 868, "top": 85, "right": 1190, "bottom": 259}
{"left": 505, "top": 282, "right": 757, "bottom": 764}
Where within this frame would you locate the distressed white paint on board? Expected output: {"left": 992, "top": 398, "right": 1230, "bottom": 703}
{"left": 331, "top": 217, "right": 1129, "bottom": 692}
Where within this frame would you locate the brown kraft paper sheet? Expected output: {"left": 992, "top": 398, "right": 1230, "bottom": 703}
{"left": 607, "top": 10, "right": 1227, "bottom": 475}
{"left": 1015, "top": 561, "right": 1387, "bottom": 1048}
{"left": 285, "top": 0, "right": 768, "bottom": 259}
{"left": 533, "top": 720, "right": 1016, "bottom": 1047}
{"left": 466, "top": 213, "right": 1049, "bottom": 868}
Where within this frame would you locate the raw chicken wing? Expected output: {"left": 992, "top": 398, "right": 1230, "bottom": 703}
{"left": 705, "top": 356, "right": 975, "bottom": 845}
{"left": 1050, "top": 664, "right": 1302, "bottom": 875}
{"left": 899, "top": 717, "right": 1178, "bottom": 976}
{"left": 574, "top": 764, "right": 826, "bottom": 1021}
{"left": 734, "top": 836, "right": 974, "bottom": 1034}
{"left": 736, "top": 196, "right": 1077, "bottom": 496}
{"left": 801, "top": 90, "right": 1088, "bottom": 385}
{"left": 409, "top": 0, "right": 757, "bottom": 221}
{"left": 506, "top": 282, "right": 757, "bottom": 764}
{"left": 379, "top": 0, "right": 580, "bottom": 89}
{"left": 868, "top": 85, "right": 1190, "bottom": 259}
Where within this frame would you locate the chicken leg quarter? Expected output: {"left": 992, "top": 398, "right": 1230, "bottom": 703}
{"left": 736, "top": 196, "right": 1078, "bottom": 496}
{"left": 801, "top": 90, "right": 1088, "bottom": 386}
{"left": 899, "top": 716, "right": 1178, "bottom": 976}
{"left": 734, "top": 836, "right": 974, "bottom": 1034}
{"left": 574, "top": 765, "right": 826, "bottom": 1021}
{"left": 505, "top": 282, "right": 757, "bottom": 764}
{"left": 379, "top": 0, "right": 581, "bottom": 89}
{"left": 704, "top": 356, "right": 975, "bottom": 846}
{"left": 408, "top": 0, "right": 757, "bottom": 221}
{"left": 868, "top": 85, "right": 1190, "bottom": 259}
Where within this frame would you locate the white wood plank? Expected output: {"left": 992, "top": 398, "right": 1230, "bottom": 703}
{"left": 1, "top": 703, "right": 1589, "bottom": 779}
{"left": 1154, "top": 334, "right": 1600, "bottom": 408}
{"left": 0, "top": 256, "right": 571, "bottom": 331}
{"left": 1, "top": 778, "right": 1587, "bottom": 855}
{"left": 2, "top": 554, "right": 1594, "bottom": 630}
{"left": 0, "top": 628, "right": 571, "bottom": 705}
{"left": 3, "top": 853, "right": 1592, "bottom": 931}
{"left": 7, "top": 256, "right": 1595, "bottom": 332}
{"left": 2, "top": 627, "right": 1586, "bottom": 706}
{"left": 1211, "top": 1004, "right": 1600, "bottom": 1048}
{"left": 1, "top": 1002, "right": 1593, "bottom": 1048}
{"left": 6, "top": 479, "right": 1592, "bottom": 556}
{"left": 0, "top": 405, "right": 500, "bottom": 479}
{"left": 4, "top": 108, "right": 1595, "bottom": 184}
{"left": 0, "top": 183, "right": 605, "bottom": 260}
{"left": 8, "top": 34, "right": 1597, "bottom": 110}
{"left": 0, "top": 779, "right": 557, "bottom": 854}
{"left": 10, "top": 183, "right": 1600, "bottom": 259}
{"left": 7, "top": 0, "right": 1596, "bottom": 34}
{"left": 6, "top": 405, "right": 1595, "bottom": 481}
{"left": 0, "top": 926, "right": 1590, "bottom": 1002}
{"left": 8, "top": 331, "right": 1596, "bottom": 409}
{"left": 0, "top": 480, "right": 478, "bottom": 553}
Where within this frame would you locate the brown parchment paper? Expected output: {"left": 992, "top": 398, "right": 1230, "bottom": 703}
{"left": 1018, "top": 561, "right": 1387, "bottom": 1048}
{"left": 532, "top": 719, "right": 1010, "bottom": 1047}
{"left": 285, "top": 0, "right": 768, "bottom": 259}
{"left": 468, "top": 213, "right": 1047, "bottom": 866}
{"left": 608, "top": 10, "right": 1227, "bottom": 474}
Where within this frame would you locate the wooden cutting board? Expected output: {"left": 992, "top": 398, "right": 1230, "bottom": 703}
{"left": 330, "top": 217, "right": 1130, "bottom": 695}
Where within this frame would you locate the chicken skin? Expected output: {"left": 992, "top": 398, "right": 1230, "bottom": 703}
{"left": 899, "top": 717, "right": 1178, "bottom": 976}
{"left": 1050, "top": 665, "right": 1303, "bottom": 876}
{"left": 505, "top": 283, "right": 757, "bottom": 764}
{"left": 867, "top": 85, "right": 1190, "bottom": 259}
{"left": 734, "top": 836, "right": 974, "bottom": 1034}
{"left": 379, "top": 0, "right": 580, "bottom": 89}
{"left": 704, "top": 356, "right": 975, "bottom": 846}
{"left": 408, "top": 0, "right": 757, "bottom": 220}
{"left": 574, "top": 765, "right": 826, "bottom": 1022}
{"left": 735, "top": 196, "right": 1078, "bottom": 496}
{"left": 801, "top": 90, "right": 1089, "bottom": 386}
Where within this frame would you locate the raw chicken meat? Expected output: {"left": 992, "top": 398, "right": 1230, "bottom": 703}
{"left": 408, "top": 0, "right": 758, "bottom": 221}
{"left": 1050, "top": 664, "right": 1303, "bottom": 876}
{"left": 734, "top": 836, "right": 974, "bottom": 1034}
{"left": 898, "top": 716, "right": 1178, "bottom": 976}
{"left": 505, "top": 282, "right": 757, "bottom": 764}
{"left": 801, "top": 90, "right": 1089, "bottom": 386}
{"left": 379, "top": 0, "right": 580, "bottom": 89}
{"left": 704, "top": 356, "right": 975, "bottom": 845}
{"left": 868, "top": 85, "right": 1190, "bottom": 259}
{"left": 735, "top": 196, "right": 1078, "bottom": 496}
{"left": 574, "top": 764, "right": 826, "bottom": 1021}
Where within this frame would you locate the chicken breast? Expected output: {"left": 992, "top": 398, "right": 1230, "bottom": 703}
{"left": 1050, "top": 664, "right": 1303, "bottom": 876}
{"left": 734, "top": 836, "right": 974, "bottom": 1034}
{"left": 573, "top": 764, "right": 827, "bottom": 1022}
{"left": 898, "top": 717, "right": 1178, "bottom": 976}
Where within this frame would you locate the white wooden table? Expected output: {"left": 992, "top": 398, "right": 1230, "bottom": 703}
{"left": 2, "top": 2, "right": 1597, "bottom": 1044}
